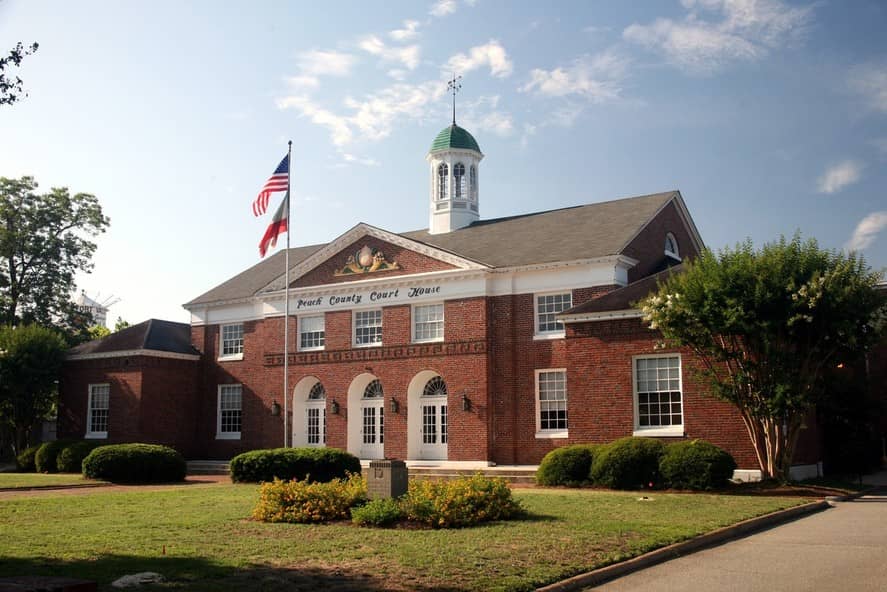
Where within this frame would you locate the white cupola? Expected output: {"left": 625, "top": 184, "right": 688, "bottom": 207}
{"left": 426, "top": 123, "right": 483, "bottom": 234}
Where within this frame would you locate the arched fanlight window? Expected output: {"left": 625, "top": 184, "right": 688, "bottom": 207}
{"left": 469, "top": 165, "right": 477, "bottom": 201}
{"left": 437, "top": 163, "right": 448, "bottom": 200}
{"left": 453, "top": 163, "right": 465, "bottom": 199}
{"left": 664, "top": 233, "right": 680, "bottom": 260}
{"left": 422, "top": 376, "right": 447, "bottom": 398}
{"left": 363, "top": 379, "right": 384, "bottom": 399}
{"left": 308, "top": 382, "right": 325, "bottom": 400}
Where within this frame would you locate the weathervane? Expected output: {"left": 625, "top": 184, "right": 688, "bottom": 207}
{"left": 447, "top": 73, "right": 462, "bottom": 125}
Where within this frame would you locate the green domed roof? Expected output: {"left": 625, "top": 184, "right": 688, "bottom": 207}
{"left": 429, "top": 124, "right": 481, "bottom": 153}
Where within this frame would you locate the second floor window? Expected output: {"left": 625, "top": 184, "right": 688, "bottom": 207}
{"left": 299, "top": 316, "right": 325, "bottom": 351}
{"left": 354, "top": 310, "right": 383, "bottom": 346}
{"left": 221, "top": 323, "right": 244, "bottom": 357}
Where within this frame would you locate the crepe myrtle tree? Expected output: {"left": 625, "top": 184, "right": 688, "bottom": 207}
{"left": 637, "top": 235, "right": 884, "bottom": 482}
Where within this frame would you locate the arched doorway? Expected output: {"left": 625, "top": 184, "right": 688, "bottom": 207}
{"left": 347, "top": 373, "right": 384, "bottom": 459}
{"left": 407, "top": 371, "right": 448, "bottom": 461}
{"left": 292, "top": 376, "right": 326, "bottom": 448}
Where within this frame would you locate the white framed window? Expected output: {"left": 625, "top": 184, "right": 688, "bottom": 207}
{"left": 354, "top": 309, "right": 383, "bottom": 347}
{"left": 217, "top": 384, "right": 242, "bottom": 439}
{"left": 633, "top": 354, "right": 683, "bottom": 437}
{"left": 219, "top": 323, "right": 244, "bottom": 360}
{"left": 299, "top": 315, "right": 325, "bottom": 351}
{"left": 437, "top": 163, "right": 448, "bottom": 200}
{"left": 535, "top": 292, "right": 573, "bottom": 337}
{"left": 665, "top": 233, "right": 680, "bottom": 260}
{"left": 453, "top": 162, "right": 466, "bottom": 199}
{"left": 535, "top": 369, "right": 567, "bottom": 438}
{"left": 412, "top": 303, "right": 444, "bottom": 343}
{"left": 86, "top": 383, "right": 110, "bottom": 439}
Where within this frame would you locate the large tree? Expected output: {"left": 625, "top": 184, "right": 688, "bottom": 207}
{"left": 0, "top": 42, "right": 39, "bottom": 106}
{"left": 0, "top": 324, "right": 67, "bottom": 453}
{"left": 638, "top": 236, "right": 884, "bottom": 481}
{"left": 0, "top": 176, "right": 109, "bottom": 327}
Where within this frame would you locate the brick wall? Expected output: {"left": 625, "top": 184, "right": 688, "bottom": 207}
{"left": 623, "top": 201, "right": 699, "bottom": 283}
{"left": 58, "top": 355, "right": 199, "bottom": 456}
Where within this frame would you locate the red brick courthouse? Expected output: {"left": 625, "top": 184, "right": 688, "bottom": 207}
{"left": 59, "top": 124, "right": 824, "bottom": 480}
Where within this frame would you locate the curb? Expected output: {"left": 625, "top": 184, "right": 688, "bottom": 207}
{"left": 536, "top": 500, "right": 829, "bottom": 592}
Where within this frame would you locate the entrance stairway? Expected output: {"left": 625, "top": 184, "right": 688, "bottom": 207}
{"left": 186, "top": 460, "right": 538, "bottom": 484}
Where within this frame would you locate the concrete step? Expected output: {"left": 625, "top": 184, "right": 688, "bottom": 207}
{"left": 186, "top": 461, "right": 230, "bottom": 475}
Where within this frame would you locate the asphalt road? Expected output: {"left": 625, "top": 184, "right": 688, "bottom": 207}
{"left": 588, "top": 488, "right": 887, "bottom": 592}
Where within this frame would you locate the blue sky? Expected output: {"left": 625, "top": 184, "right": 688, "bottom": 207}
{"left": 1, "top": 0, "right": 885, "bottom": 325}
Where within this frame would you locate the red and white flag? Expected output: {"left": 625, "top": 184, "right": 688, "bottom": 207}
{"left": 251, "top": 154, "right": 289, "bottom": 217}
{"left": 259, "top": 191, "right": 288, "bottom": 258}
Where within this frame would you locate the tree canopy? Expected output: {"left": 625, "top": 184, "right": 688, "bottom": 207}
{"left": 0, "top": 324, "right": 67, "bottom": 453}
{"left": 0, "top": 176, "right": 109, "bottom": 328}
{"left": 0, "top": 42, "right": 39, "bottom": 106}
{"left": 638, "top": 235, "right": 884, "bottom": 481}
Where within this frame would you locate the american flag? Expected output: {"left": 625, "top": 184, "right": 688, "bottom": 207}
{"left": 251, "top": 154, "right": 289, "bottom": 217}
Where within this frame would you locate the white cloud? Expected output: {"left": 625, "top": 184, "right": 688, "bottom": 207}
{"left": 430, "top": 0, "right": 457, "bottom": 17}
{"left": 387, "top": 69, "right": 408, "bottom": 81}
{"left": 817, "top": 160, "right": 863, "bottom": 194}
{"left": 849, "top": 62, "right": 887, "bottom": 113}
{"left": 286, "top": 75, "right": 320, "bottom": 90}
{"left": 459, "top": 96, "right": 513, "bottom": 136}
{"left": 342, "top": 153, "right": 381, "bottom": 167}
{"left": 624, "top": 0, "right": 812, "bottom": 74}
{"left": 359, "top": 36, "right": 421, "bottom": 70}
{"left": 297, "top": 50, "right": 356, "bottom": 77}
{"left": 845, "top": 211, "right": 887, "bottom": 252}
{"left": 521, "top": 50, "right": 629, "bottom": 102}
{"left": 278, "top": 80, "right": 446, "bottom": 148}
{"left": 445, "top": 41, "right": 513, "bottom": 78}
{"left": 276, "top": 95, "right": 353, "bottom": 147}
{"left": 389, "top": 20, "right": 420, "bottom": 41}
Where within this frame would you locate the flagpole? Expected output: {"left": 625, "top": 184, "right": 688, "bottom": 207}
{"left": 283, "top": 140, "right": 292, "bottom": 448}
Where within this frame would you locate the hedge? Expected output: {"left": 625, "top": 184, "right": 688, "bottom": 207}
{"left": 56, "top": 441, "right": 105, "bottom": 473}
{"left": 34, "top": 439, "right": 79, "bottom": 473}
{"left": 536, "top": 444, "right": 600, "bottom": 486}
{"left": 230, "top": 447, "right": 361, "bottom": 483}
{"left": 82, "top": 443, "right": 186, "bottom": 483}
{"left": 590, "top": 437, "right": 666, "bottom": 490}
{"left": 659, "top": 439, "right": 737, "bottom": 490}
{"left": 15, "top": 445, "right": 41, "bottom": 472}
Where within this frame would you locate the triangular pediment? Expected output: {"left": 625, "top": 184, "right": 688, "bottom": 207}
{"left": 258, "top": 223, "right": 488, "bottom": 294}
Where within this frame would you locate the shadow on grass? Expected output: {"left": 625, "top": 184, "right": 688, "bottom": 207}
{"left": 0, "top": 554, "right": 463, "bottom": 591}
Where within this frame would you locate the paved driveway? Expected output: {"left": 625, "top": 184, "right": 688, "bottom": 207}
{"left": 588, "top": 488, "right": 887, "bottom": 592}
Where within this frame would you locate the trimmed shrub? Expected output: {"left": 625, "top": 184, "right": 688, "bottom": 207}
{"left": 82, "top": 444, "right": 186, "bottom": 483}
{"left": 35, "top": 439, "right": 78, "bottom": 473}
{"left": 590, "top": 437, "right": 666, "bottom": 490}
{"left": 230, "top": 447, "right": 361, "bottom": 484}
{"left": 536, "top": 444, "right": 600, "bottom": 486}
{"left": 253, "top": 474, "right": 367, "bottom": 523}
{"left": 659, "top": 440, "right": 737, "bottom": 490}
{"left": 15, "top": 445, "right": 41, "bottom": 472}
{"left": 351, "top": 497, "right": 404, "bottom": 527}
{"left": 402, "top": 474, "right": 524, "bottom": 528}
{"left": 56, "top": 441, "right": 104, "bottom": 473}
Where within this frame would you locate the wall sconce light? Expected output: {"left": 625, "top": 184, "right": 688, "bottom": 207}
{"left": 462, "top": 392, "right": 471, "bottom": 412}
{"left": 390, "top": 398, "right": 399, "bottom": 414}
{"left": 270, "top": 400, "right": 281, "bottom": 416}
{"left": 330, "top": 399, "right": 340, "bottom": 415}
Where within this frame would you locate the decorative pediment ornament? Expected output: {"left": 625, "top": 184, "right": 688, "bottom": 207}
{"left": 334, "top": 245, "right": 401, "bottom": 276}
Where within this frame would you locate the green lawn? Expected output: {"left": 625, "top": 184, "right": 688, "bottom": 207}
{"left": 0, "top": 484, "right": 811, "bottom": 592}
{"left": 0, "top": 473, "right": 102, "bottom": 489}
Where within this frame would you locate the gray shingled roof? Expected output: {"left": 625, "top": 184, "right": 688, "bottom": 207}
{"left": 68, "top": 319, "right": 200, "bottom": 356}
{"left": 185, "top": 191, "right": 678, "bottom": 308}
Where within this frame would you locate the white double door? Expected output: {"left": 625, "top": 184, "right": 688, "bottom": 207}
{"left": 419, "top": 397, "right": 447, "bottom": 460}
{"left": 359, "top": 399, "right": 384, "bottom": 459}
